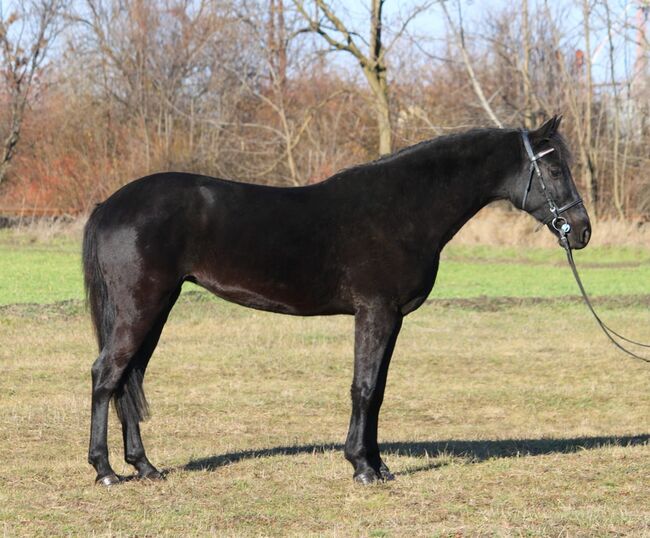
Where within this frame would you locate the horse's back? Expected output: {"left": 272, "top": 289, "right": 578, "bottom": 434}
{"left": 89, "top": 173, "right": 349, "bottom": 315}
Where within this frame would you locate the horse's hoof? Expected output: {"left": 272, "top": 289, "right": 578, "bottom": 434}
{"left": 353, "top": 469, "right": 381, "bottom": 485}
{"left": 138, "top": 469, "right": 166, "bottom": 481}
{"left": 379, "top": 463, "right": 395, "bottom": 481}
{"left": 95, "top": 473, "right": 121, "bottom": 487}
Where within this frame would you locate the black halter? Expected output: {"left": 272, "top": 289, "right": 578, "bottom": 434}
{"left": 520, "top": 131, "right": 650, "bottom": 362}
{"left": 520, "top": 130, "right": 583, "bottom": 234}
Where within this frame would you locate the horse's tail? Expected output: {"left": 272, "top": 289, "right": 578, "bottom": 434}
{"left": 83, "top": 204, "right": 150, "bottom": 422}
{"left": 83, "top": 203, "right": 113, "bottom": 351}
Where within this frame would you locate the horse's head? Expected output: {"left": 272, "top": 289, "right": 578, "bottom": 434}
{"left": 514, "top": 115, "right": 591, "bottom": 249}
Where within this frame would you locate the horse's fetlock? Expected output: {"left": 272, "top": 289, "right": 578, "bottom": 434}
{"left": 88, "top": 449, "right": 105, "bottom": 466}
{"left": 344, "top": 445, "right": 365, "bottom": 464}
{"left": 125, "top": 451, "right": 145, "bottom": 465}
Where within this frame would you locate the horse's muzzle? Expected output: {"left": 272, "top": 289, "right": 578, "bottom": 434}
{"left": 558, "top": 220, "right": 591, "bottom": 250}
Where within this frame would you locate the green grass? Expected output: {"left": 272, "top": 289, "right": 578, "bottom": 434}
{"left": 1, "top": 235, "right": 649, "bottom": 305}
{"left": 1, "top": 232, "right": 649, "bottom": 535}
{"left": 1, "top": 295, "right": 649, "bottom": 536}
{"left": 431, "top": 258, "right": 650, "bottom": 299}
{"left": 0, "top": 244, "right": 83, "bottom": 305}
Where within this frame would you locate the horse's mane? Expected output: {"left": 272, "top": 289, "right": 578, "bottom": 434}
{"left": 373, "top": 128, "right": 506, "bottom": 164}
{"left": 330, "top": 126, "right": 573, "bottom": 180}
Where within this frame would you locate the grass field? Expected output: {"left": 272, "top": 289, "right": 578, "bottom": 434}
{"left": 1, "top": 230, "right": 649, "bottom": 536}
{"left": 1, "top": 231, "right": 650, "bottom": 305}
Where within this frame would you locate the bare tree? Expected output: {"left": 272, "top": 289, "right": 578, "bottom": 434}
{"left": 440, "top": 0, "right": 502, "bottom": 128}
{"left": 73, "top": 0, "right": 249, "bottom": 171}
{"left": 267, "top": 0, "right": 288, "bottom": 90}
{"left": 293, "top": 0, "right": 390, "bottom": 155}
{"left": 218, "top": 0, "right": 345, "bottom": 185}
{"left": 603, "top": 0, "right": 624, "bottom": 218}
{"left": 0, "top": 0, "right": 65, "bottom": 185}
{"left": 580, "top": 0, "right": 598, "bottom": 212}
{"left": 294, "top": 0, "right": 432, "bottom": 155}
{"left": 521, "top": 0, "right": 533, "bottom": 128}
{"left": 2, "top": 0, "right": 649, "bottom": 219}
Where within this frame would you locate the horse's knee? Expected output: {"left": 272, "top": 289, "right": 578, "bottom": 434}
{"left": 91, "top": 365, "right": 121, "bottom": 396}
{"left": 351, "top": 383, "right": 368, "bottom": 400}
{"left": 350, "top": 383, "right": 379, "bottom": 412}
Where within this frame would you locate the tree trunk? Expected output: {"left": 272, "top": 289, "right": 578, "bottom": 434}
{"left": 293, "top": 0, "right": 393, "bottom": 156}
{"left": 369, "top": 0, "right": 390, "bottom": 155}
{"left": 0, "top": 106, "right": 23, "bottom": 185}
{"left": 581, "top": 0, "right": 598, "bottom": 214}
{"left": 522, "top": 0, "right": 533, "bottom": 129}
{"left": 375, "top": 92, "right": 391, "bottom": 156}
{"left": 364, "top": 64, "right": 391, "bottom": 156}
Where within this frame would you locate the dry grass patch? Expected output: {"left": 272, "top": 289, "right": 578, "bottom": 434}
{"left": 452, "top": 206, "right": 650, "bottom": 248}
{"left": 1, "top": 296, "right": 649, "bottom": 536}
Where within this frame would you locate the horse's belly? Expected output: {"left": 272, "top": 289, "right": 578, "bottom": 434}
{"left": 186, "top": 215, "right": 346, "bottom": 315}
{"left": 191, "top": 266, "right": 344, "bottom": 316}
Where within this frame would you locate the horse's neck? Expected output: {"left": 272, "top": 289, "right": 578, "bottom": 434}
{"left": 409, "top": 140, "right": 520, "bottom": 247}
{"left": 330, "top": 132, "right": 521, "bottom": 247}
{"left": 430, "top": 182, "right": 501, "bottom": 248}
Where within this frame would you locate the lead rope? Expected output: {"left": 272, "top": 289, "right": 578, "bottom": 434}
{"left": 520, "top": 129, "right": 649, "bottom": 362}
{"left": 559, "top": 234, "right": 650, "bottom": 363}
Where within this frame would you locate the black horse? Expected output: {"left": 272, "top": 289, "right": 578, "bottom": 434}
{"left": 83, "top": 116, "right": 591, "bottom": 486}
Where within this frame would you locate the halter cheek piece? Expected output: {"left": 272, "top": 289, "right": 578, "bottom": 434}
{"left": 520, "top": 130, "right": 583, "bottom": 236}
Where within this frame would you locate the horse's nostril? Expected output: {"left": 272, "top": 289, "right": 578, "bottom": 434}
{"left": 581, "top": 227, "right": 591, "bottom": 245}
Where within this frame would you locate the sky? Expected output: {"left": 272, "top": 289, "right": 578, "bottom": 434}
{"left": 2, "top": 0, "right": 643, "bottom": 87}
{"left": 315, "top": 0, "right": 643, "bottom": 85}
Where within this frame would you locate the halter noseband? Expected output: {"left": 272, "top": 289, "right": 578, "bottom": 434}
{"left": 520, "top": 130, "right": 583, "bottom": 236}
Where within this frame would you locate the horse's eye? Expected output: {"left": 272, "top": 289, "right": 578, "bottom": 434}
{"left": 550, "top": 167, "right": 563, "bottom": 179}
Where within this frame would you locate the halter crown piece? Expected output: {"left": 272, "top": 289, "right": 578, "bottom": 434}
{"left": 520, "top": 130, "right": 583, "bottom": 235}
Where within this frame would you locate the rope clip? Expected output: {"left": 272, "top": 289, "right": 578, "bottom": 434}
{"left": 552, "top": 216, "right": 571, "bottom": 236}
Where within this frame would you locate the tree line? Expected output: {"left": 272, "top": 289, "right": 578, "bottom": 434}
{"left": 0, "top": 0, "right": 649, "bottom": 220}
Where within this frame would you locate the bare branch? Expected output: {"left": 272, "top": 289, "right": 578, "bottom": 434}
{"left": 383, "top": 1, "right": 438, "bottom": 58}
{"left": 0, "top": 0, "right": 67, "bottom": 184}
{"left": 441, "top": 0, "right": 503, "bottom": 128}
{"left": 292, "top": 0, "right": 369, "bottom": 67}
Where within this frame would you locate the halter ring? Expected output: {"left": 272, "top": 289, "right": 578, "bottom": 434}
{"left": 551, "top": 216, "right": 570, "bottom": 235}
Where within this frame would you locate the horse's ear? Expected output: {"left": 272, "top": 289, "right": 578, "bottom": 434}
{"left": 533, "top": 115, "right": 562, "bottom": 139}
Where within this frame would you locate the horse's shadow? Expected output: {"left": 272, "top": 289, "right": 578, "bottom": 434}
{"left": 181, "top": 434, "right": 649, "bottom": 476}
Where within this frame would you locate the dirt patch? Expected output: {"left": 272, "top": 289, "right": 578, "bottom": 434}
{"left": 425, "top": 294, "right": 650, "bottom": 312}
{"left": 2, "top": 293, "right": 649, "bottom": 318}
{"left": 0, "top": 299, "right": 85, "bottom": 319}
{"left": 441, "top": 254, "right": 647, "bottom": 269}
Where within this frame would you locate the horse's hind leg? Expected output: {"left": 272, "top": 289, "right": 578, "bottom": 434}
{"left": 89, "top": 333, "right": 145, "bottom": 485}
{"left": 88, "top": 288, "right": 179, "bottom": 485}
{"left": 344, "top": 303, "right": 403, "bottom": 484}
{"left": 117, "top": 286, "right": 181, "bottom": 479}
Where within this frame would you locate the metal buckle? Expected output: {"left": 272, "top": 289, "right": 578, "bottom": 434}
{"left": 551, "top": 216, "right": 571, "bottom": 235}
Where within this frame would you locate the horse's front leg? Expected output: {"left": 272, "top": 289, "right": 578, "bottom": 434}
{"left": 345, "top": 303, "right": 403, "bottom": 484}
